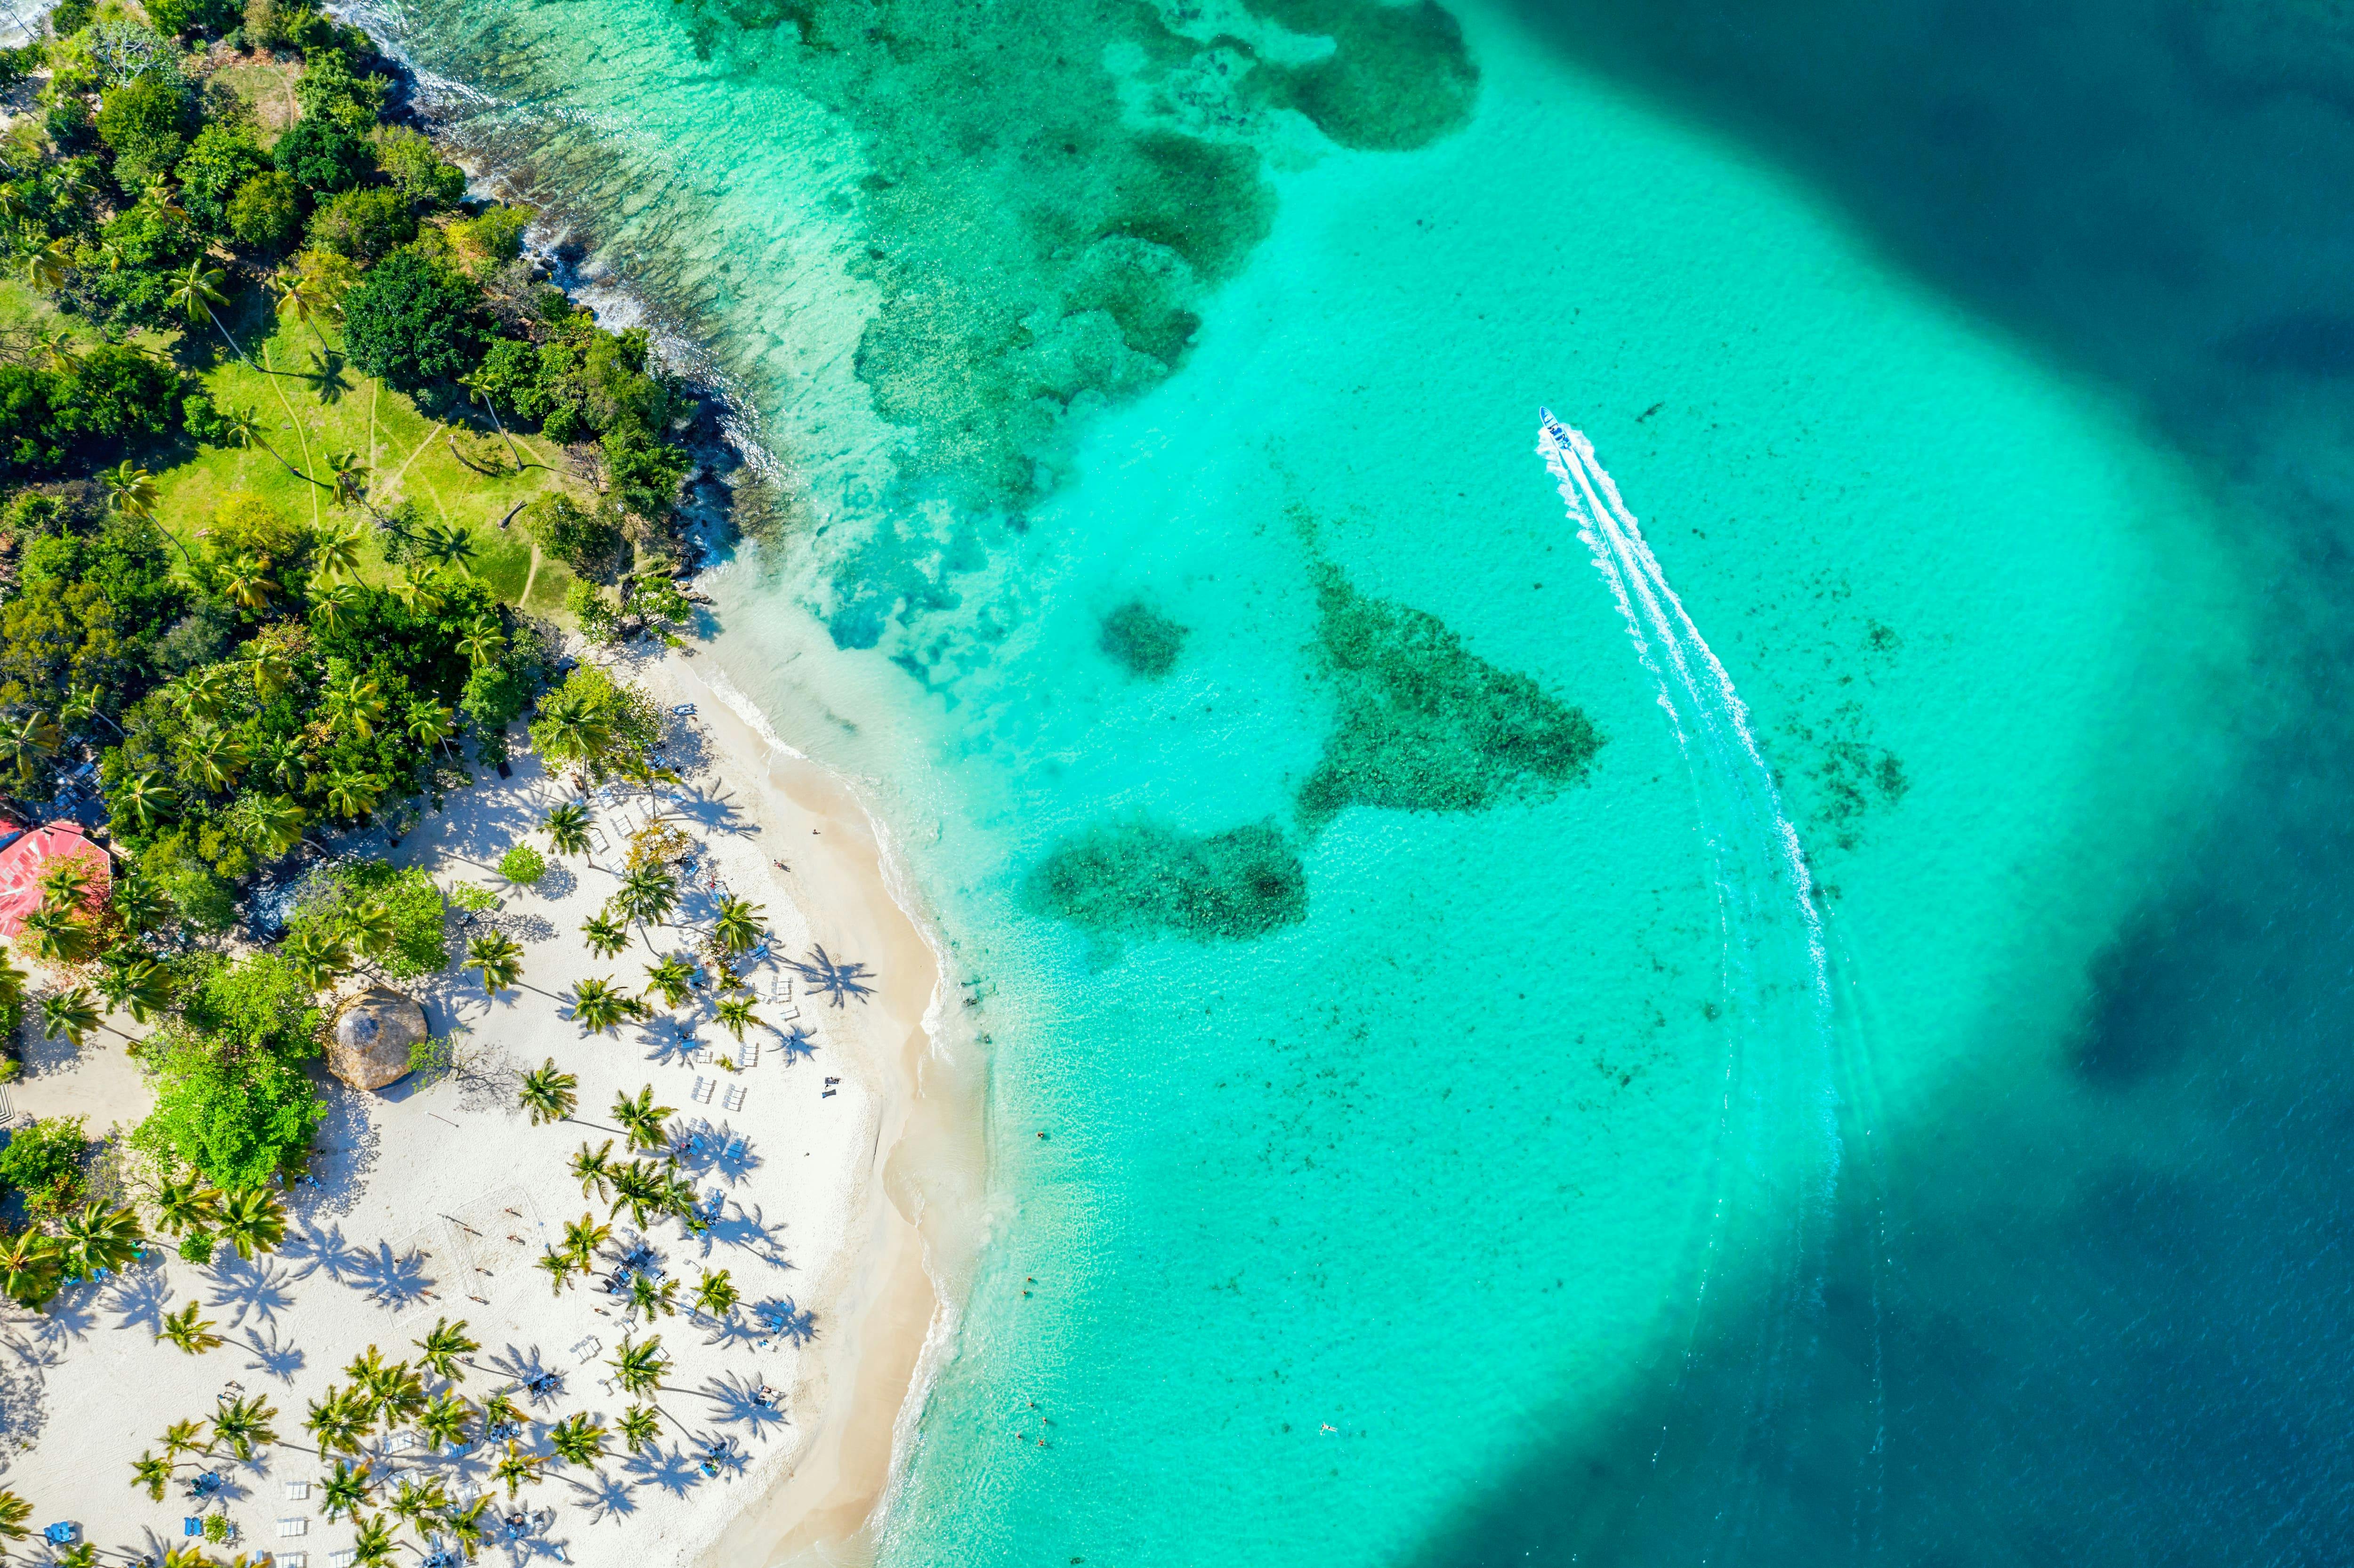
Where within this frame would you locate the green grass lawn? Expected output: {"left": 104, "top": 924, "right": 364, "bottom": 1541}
{"left": 152, "top": 290, "right": 588, "bottom": 617}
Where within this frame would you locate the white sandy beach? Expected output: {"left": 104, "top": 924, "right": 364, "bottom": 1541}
{"left": 0, "top": 644, "right": 981, "bottom": 1568}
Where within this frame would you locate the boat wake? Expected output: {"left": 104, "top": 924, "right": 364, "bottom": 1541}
{"left": 1539, "top": 410, "right": 1889, "bottom": 1560}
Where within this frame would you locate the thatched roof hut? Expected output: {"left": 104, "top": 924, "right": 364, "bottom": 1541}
{"left": 327, "top": 987, "right": 427, "bottom": 1091}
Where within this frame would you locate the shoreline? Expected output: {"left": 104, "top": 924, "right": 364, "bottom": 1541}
{"left": 311, "top": 17, "right": 986, "bottom": 1556}
{"left": 635, "top": 651, "right": 986, "bottom": 1568}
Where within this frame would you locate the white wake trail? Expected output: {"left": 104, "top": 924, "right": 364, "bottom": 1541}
{"left": 1540, "top": 409, "right": 1882, "bottom": 1557}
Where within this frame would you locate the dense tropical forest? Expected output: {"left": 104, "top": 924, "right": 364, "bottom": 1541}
{"left": 0, "top": 0, "right": 713, "bottom": 1309}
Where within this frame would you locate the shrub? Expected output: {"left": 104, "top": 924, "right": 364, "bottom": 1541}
{"left": 177, "top": 1229, "right": 213, "bottom": 1263}
{"left": 341, "top": 247, "right": 483, "bottom": 390}
{"left": 226, "top": 170, "right": 301, "bottom": 250}
{"left": 447, "top": 881, "right": 498, "bottom": 913}
{"left": 371, "top": 125, "right": 465, "bottom": 209}
{"left": 145, "top": 0, "right": 242, "bottom": 35}
{"left": 176, "top": 123, "right": 269, "bottom": 234}
{"left": 271, "top": 114, "right": 370, "bottom": 197}
{"left": 524, "top": 493, "right": 626, "bottom": 580}
{"left": 447, "top": 203, "right": 528, "bottom": 269}
{"left": 497, "top": 842, "right": 545, "bottom": 886}
{"left": 0, "top": 1116, "right": 88, "bottom": 1221}
{"left": 306, "top": 184, "right": 414, "bottom": 262}
{"left": 133, "top": 1023, "right": 325, "bottom": 1188}
{"left": 286, "top": 859, "right": 449, "bottom": 979}
{"left": 564, "top": 580, "right": 621, "bottom": 645}
{"left": 94, "top": 74, "right": 189, "bottom": 187}
{"left": 54, "top": 345, "right": 181, "bottom": 445}
{"left": 178, "top": 952, "right": 322, "bottom": 1061}
{"left": 81, "top": 201, "right": 202, "bottom": 328}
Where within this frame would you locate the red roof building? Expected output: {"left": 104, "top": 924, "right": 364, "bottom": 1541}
{"left": 0, "top": 821, "right": 112, "bottom": 940}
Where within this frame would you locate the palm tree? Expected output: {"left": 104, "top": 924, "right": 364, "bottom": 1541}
{"left": 693, "top": 1268, "right": 738, "bottom": 1319}
{"left": 114, "top": 769, "right": 178, "bottom": 829}
{"left": 566, "top": 976, "right": 641, "bottom": 1036}
{"left": 456, "top": 618, "right": 504, "bottom": 668}
{"left": 100, "top": 459, "right": 159, "bottom": 519}
{"left": 312, "top": 519, "right": 365, "bottom": 582}
{"left": 160, "top": 1299, "right": 224, "bottom": 1355}
{"left": 714, "top": 996, "right": 762, "bottom": 1045}
{"left": 283, "top": 925, "right": 354, "bottom": 991}
{"left": 151, "top": 1175, "right": 220, "bottom": 1238}
{"left": 542, "top": 801, "right": 593, "bottom": 858}
{"left": 606, "top": 1161, "right": 670, "bottom": 1228}
{"left": 465, "top": 932, "right": 524, "bottom": 998}
{"left": 0, "top": 1490, "right": 27, "bottom": 1545}
{"left": 534, "top": 1243, "right": 575, "bottom": 1296}
{"left": 274, "top": 265, "right": 341, "bottom": 351}
{"left": 348, "top": 1349, "right": 426, "bottom": 1426}
{"left": 617, "top": 1404, "right": 661, "bottom": 1456}
{"left": 59, "top": 1201, "right": 142, "bottom": 1277}
{"left": 250, "top": 642, "right": 296, "bottom": 699}
{"left": 477, "top": 1391, "right": 524, "bottom": 1439}
{"left": 611, "top": 1086, "right": 676, "bottom": 1152}
{"left": 387, "top": 567, "right": 443, "bottom": 615}
{"left": 0, "top": 1230, "right": 59, "bottom": 1308}
{"left": 213, "top": 402, "right": 324, "bottom": 489}
{"left": 238, "top": 794, "right": 307, "bottom": 858}
{"left": 210, "top": 1393, "right": 278, "bottom": 1460}
{"left": 98, "top": 953, "right": 174, "bottom": 1024}
{"left": 570, "top": 1140, "right": 617, "bottom": 1203}
{"left": 318, "top": 1458, "right": 373, "bottom": 1520}
{"left": 219, "top": 556, "right": 275, "bottom": 613}
{"left": 323, "top": 769, "right": 382, "bottom": 821}
{"left": 324, "top": 675, "right": 386, "bottom": 742}
{"left": 215, "top": 1186, "right": 287, "bottom": 1260}
{"left": 443, "top": 1495, "right": 492, "bottom": 1559}
{"left": 516, "top": 1059, "right": 576, "bottom": 1126}
{"left": 420, "top": 523, "right": 476, "bottom": 573}
{"left": 161, "top": 1418, "right": 209, "bottom": 1464}
{"left": 131, "top": 1450, "right": 175, "bottom": 1501}
{"left": 547, "top": 1413, "right": 606, "bottom": 1470}
{"left": 325, "top": 450, "right": 372, "bottom": 514}
{"left": 23, "top": 237, "right": 72, "bottom": 290}
{"left": 168, "top": 259, "right": 251, "bottom": 365}
{"left": 608, "top": 1336, "right": 668, "bottom": 1399}
{"left": 492, "top": 1441, "right": 543, "bottom": 1498}
{"left": 627, "top": 1274, "right": 679, "bottom": 1321}
{"left": 412, "top": 1317, "right": 478, "bottom": 1382}
{"left": 0, "top": 708, "right": 58, "bottom": 785}
{"left": 642, "top": 956, "right": 694, "bottom": 1011}
{"left": 610, "top": 866, "right": 680, "bottom": 953}
{"left": 560, "top": 1214, "right": 609, "bottom": 1271}
{"left": 0, "top": 957, "right": 25, "bottom": 1013}
{"left": 532, "top": 691, "right": 613, "bottom": 787}
{"left": 711, "top": 895, "right": 766, "bottom": 957}
{"left": 26, "top": 911, "right": 98, "bottom": 968}
{"left": 311, "top": 583, "right": 361, "bottom": 633}
{"left": 306, "top": 1388, "right": 371, "bottom": 1457}
{"left": 404, "top": 698, "right": 456, "bottom": 752}
{"left": 58, "top": 685, "right": 122, "bottom": 739}
{"left": 387, "top": 1476, "right": 449, "bottom": 1537}
{"left": 580, "top": 913, "right": 629, "bottom": 960}
{"left": 350, "top": 1513, "right": 396, "bottom": 1568}
{"left": 416, "top": 1391, "right": 473, "bottom": 1451}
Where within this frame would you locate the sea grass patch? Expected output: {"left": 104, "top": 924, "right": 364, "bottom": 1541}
{"left": 1297, "top": 566, "right": 1603, "bottom": 828}
{"left": 1024, "top": 820, "right": 1307, "bottom": 941}
{"left": 1098, "top": 599, "right": 1188, "bottom": 680}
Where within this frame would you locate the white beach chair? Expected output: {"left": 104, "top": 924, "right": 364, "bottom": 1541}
{"left": 275, "top": 1520, "right": 307, "bottom": 1538}
{"left": 282, "top": 1481, "right": 309, "bottom": 1502}
{"left": 766, "top": 975, "right": 792, "bottom": 1003}
{"left": 691, "top": 1077, "right": 714, "bottom": 1105}
{"left": 739, "top": 1040, "right": 759, "bottom": 1069}
{"left": 722, "top": 1083, "right": 747, "bottom": 1113}
{"left": 774, "top": 1001, "right": 801, "bottom": 1023}
{"left": 330, "top": 1552, "right": 356, "bottom": 1567}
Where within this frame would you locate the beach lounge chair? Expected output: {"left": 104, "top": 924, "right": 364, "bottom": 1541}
{"left": 41, "top": 1525, "right": 73, "bottom": 1545}
{"left": 766, "top": 975, "right": 792, "bottom": 1003}
{"left": 692, "top": 1076, "right": 714, "bottom": 1104}
{"left": 283, "top": 1480, "right": 309, "bottom": 1501}
{"left": 331, "top": 1551, "right": 357, "bottom": 1567}
{"left": 723, "top": 1083, "right": 747, "bottom": 1113}
{"left": 276, "top": 1520, "right": 307, "bottom": 1537}
{"left": 672, "top": 703, "right": 696, "bottom": 716}
{"left": 703, "top": 1186, "right": 724, "bottom": 1217}
{"left": 185, "top": 1520, "right": 202, "bottom": 1537}
{"left": 739, "top": 1040, "right": 759, "bottom": 1069}
{"left": 723, "top": 1137, "right": 746, "bottom": 1162}
{"left": 279, "top": 1556, "right": 307, "bottom": 1568}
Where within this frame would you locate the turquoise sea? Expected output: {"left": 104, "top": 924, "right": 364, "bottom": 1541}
{"left": 347, "top": 0, "right": 2354, "bottom": 1560}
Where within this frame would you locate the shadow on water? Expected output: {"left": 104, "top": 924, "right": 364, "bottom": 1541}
{"left": 1411, "top": 2, "right": 2354, "bottom": 1561}
{"left": 1414, "top": 701, "right": 2354, "bottom": 1567}
{"left": 1507, "top": 0, "right": 2354, "bottom": 507}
